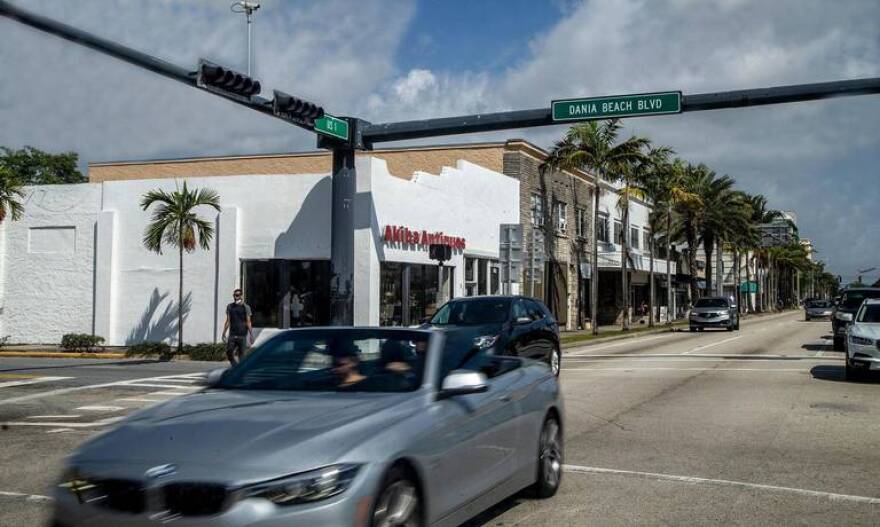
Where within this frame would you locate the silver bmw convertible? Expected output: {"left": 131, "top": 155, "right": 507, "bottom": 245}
{"left": 53, "top": 327, "right": 564, "bottom": 526}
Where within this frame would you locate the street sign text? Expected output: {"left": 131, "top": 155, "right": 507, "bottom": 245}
{"left": 552, "top": 92, "right": 682, "bottom": 122}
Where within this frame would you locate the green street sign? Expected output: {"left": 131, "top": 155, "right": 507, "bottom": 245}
{"left": 314, "top": 115, "right": 349, "bottom": 141}
{"left": 552, "top": 91, "right": 682, "bottom": 122}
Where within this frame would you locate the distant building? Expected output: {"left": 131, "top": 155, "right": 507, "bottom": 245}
{"left": 760, "top": 210, "right": 797, "bottom": 247}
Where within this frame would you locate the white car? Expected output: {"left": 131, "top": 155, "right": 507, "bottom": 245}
{"left": 845, "top": 298, "right": 880, "bottom": 381}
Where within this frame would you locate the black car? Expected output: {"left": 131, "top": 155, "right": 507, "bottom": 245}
{"left": 423, "top": 296, "right": 562, "bottom": 376}
{"left": 832, "top": 288, "right": 880, "bottom": 350}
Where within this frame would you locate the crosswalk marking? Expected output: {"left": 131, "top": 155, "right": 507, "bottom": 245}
{"left": 0, "top": 376, "right": 72, "bottom": 389}
{"left": 75, "top": 405, "right": 124, "bottom": 412}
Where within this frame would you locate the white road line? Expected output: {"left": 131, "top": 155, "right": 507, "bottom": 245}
{"left": 122, "top": 383, "right": 200, "bottom": 389}
{"left": 0, "top": 490, "right": 52, "bottom": 502}
{"left": 1, "top": 416, "right": 124, "bottom": 428}
{"left": 0, "top": 376, "right": 72, "bottom": 389}
{"left": 117, "top": 398, "right": 164, "bottom": 403}
{"left": 75, "top": 405, "right": 124, "bottom": 412}
{"left": 683, "top": 335, "right": 743, "bottom": 354}
{"left": 563, "top": 464, "right": 880, "bottom": 505}
{"left": 561, "top": 367, "right": 804, "bottom": 372}
{"left": 46, "top": 428, "right": 76, "bottom": 434}
{"left": 564, "top": 354, "right": 835, "bottom": 361}
{"left": 0, "top": 374, "right": 206, "bottom": 406}
{"left": 150, "top": 391, "right": 191, "bottom": 397}
{"left": 27, "top": 415, "right": 81, "bottom": 419}
{"left": 567, "top": 334, "right": 673, "bottom": 356}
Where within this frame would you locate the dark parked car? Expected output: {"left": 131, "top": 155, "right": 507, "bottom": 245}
{"left": 423, "top": 296, "right": 562, "bottom": 376}
{"left": 832, "top": 288, "right": 880, "bottom": 350}
{"left": 689, "top": 296, "right": 740, "bottom": 331}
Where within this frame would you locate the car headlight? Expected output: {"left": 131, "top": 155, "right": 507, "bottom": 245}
{"left": 473, "top": 335, "right": 500, "bottom": 349}
{"left": 242, "top": 464, "right": 360, "bottom": 506}
{"left": 835, "top": 312, "right": 853, "bottom": 322}
{"left": 850, "top": 335, "right": 874, "bottom": 346}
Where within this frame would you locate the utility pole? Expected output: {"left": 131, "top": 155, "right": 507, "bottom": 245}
{"left": 231, "top": 1, "right": 260, "bottom": 77}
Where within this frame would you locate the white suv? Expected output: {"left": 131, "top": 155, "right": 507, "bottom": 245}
{"left": 845, "top": 298, "right": 880, "bottom": 381}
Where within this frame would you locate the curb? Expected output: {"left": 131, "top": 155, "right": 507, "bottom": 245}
{"left": 0, "top": 351, "right": 127, "bottom": 359}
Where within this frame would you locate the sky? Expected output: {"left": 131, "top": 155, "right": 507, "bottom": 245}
{"left": 1, "top": 0, "right": 878, "bottom": 283}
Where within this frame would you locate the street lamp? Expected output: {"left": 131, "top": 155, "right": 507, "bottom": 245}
{"left": 230, "top": 1, "right": 260, "bottom": 77}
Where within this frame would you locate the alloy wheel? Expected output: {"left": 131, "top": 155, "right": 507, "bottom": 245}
{"left": 373, "top": 479, "right": 420, "bottom": 527}
{"left": 550, "top": 348, "right": 561, "bottom": 377}
{"left": 539, "top": 419, "right": 562, "bottom": 491}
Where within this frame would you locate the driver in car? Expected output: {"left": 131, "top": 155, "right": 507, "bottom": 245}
{"left": 329, "top": 341, "right": 367, "bottom": 388}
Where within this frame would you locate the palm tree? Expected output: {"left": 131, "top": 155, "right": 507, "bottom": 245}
{"left": 141, "top": 181, "right": 221, "bottom": 356}
{"left": 542, "top": 120, "right": 647, "bottom": 333}
{"left": 0, "top": 166, "right": 25, "bottom": 223}
{"left": 673, "top": 163, "right": 711, "bottom": 303}
{"left": 743, "top": 194, "right": 783, "bottom": 312}
{"left": 695, "top": 172, "right": 747, "bottom": 297}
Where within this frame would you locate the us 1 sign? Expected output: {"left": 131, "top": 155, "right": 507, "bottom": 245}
{"left": 552, "top": 91, "right": 682, "bottom": 121}
{"left": 314, "top": 115, "right": 349, "bottom": 141}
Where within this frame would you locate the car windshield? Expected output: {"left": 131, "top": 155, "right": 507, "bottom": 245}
{"left": 430, "top": 298, "right": 511, "bottom": 325}
{"left": 842, "top": 290, "right": 880, "bottom": 309}
{"left": 857, "top": 304, "right": 880, "bottom": 323}
{"left": 217, "top": 329, "right": 429, "bottom": 392}
{"left": 807, "top": 300, "right": 830, "bottom": 308}
{"left": 694, "top": 298, "right": 728, "bottom": 308}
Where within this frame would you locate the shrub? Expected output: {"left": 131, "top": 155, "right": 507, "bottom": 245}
{"left": 183, "top": 343, "right": 226, "bottom": 362}
{"left": 126, "top": 341, "right": 173, "bottom": 360}
{"left": 60, "top": 333, "right": 105, "bottom": 353}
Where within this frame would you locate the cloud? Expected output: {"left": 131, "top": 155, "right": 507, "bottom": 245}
{"left": 362, "top": 0, "right": 880, "bottom": 277}
{"left": 2, "top": 0, "right": 877, "bottom": 277}
{"left": 0, "top": 0, "right": 415, "bottom": 162}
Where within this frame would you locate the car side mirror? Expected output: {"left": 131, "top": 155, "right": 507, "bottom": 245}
{"left": 438, "top": 370, "right": 489, "bottom": 400}
{"left": 515, "top": 316, "right": 532, "bottom": 325}
{"left": 200, "top": 367, "right": 228, "bottom": 387}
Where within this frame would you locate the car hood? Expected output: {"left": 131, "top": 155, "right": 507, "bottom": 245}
{"left": 73, "top": 389, "right": 419, "bottom": 479}
{"left": 851, "top": 323, "right": 880, "bottom": 340}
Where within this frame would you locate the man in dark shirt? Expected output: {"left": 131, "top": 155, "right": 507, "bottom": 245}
{"left": 222, "top": 289, "right": 253, "bottom": 366}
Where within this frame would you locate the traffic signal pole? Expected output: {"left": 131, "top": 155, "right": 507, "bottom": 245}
{"left": 3, "top": 0, "right": 880, "bottom": 327}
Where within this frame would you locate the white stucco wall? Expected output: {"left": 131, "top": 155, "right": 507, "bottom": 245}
{"left": 596, "top": 184, "right": 675, "bottom": 274}
{"left": 0, "top": 185, "right": 102, "bottom": 343}
{"left": 0, "top": 156, "right": 519, "bottom": 345}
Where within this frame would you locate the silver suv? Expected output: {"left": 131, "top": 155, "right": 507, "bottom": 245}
{"left": 689, "top": 296, "right": 740, "bottom": 332}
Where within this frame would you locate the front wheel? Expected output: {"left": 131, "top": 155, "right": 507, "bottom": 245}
{"left": 372, "top": 467, "right": 422, "bottom": 527}
{"left": 530, "top": 415, "right": 563, "bottom": 499}
{"left": 549, "top": 346, "right": 561, "bottom": 377}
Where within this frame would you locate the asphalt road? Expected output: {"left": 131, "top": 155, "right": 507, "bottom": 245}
{"left": 1, "top": 311, "right": 878, "bottom": 526}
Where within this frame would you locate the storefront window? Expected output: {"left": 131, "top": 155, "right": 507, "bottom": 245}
{"left": 242, "top": 260, "right": 330, "bottom": 328}
{"left": 381, "top": 262, "right": 453, "bottom": 326}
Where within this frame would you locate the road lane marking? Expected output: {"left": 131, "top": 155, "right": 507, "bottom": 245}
{"left": 683, "top": 335, "right": 743, "bottom": 354}
{"left": 75, "top": 405, "right": 124, "bottom": 412}
{"left": 117, "top": 397, "right": 164, "bottom": 403}
{"left": 27, "top": 415, "right": 81, "bottom": 419}
{"left": 123, "top": 383, "right": 200, "bottom": 389}
{"left": 563, "top": 354, "right": 838, "bottom": 361}
{"left": 151, "top": 391, "right": 192, "bottom": 396}
{"left": 0, "top": 490, "right": 52, "bottom": 502}
{"left": 1, "top": 416, "right": 124, "bottom": 428}
{"left": 0, "top": 376, "right": 72, "bottom": 389}
{"left": 0, "top": 374, "right": 206, "bottom": 405}
{"left": 567, "top": 334, "right": 674, "bottom": 355}
{"left": 563, "top": 464, "right": 880, "bottom": 505}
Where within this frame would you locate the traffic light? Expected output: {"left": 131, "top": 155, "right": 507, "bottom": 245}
{"left": 273, "top": 90, "right": 324, "bottom": 122}
{"left": 197, "top": 60, "right": 261, "bottom": 98}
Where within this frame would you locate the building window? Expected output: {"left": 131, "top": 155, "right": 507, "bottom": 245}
{"left": 597, "top": 212, "right": 609, "bottom": 243}
{"left": 465, "top": 257, "right": 500, "bottom": 297}
{"left": 381, "top": 262, "right": 454, "bottom": 326}
{"left": 613, "top": 220, "right": 623, "bottom": 244}
{"left": 241, "top": 260, "right": 331, "bottom": 328}
{"left": 643, "top": 230, "right": 652, "bottom": 254}
{"left": 554, "top": 201, "right": 567, "bottom": 233}
{"left": 630, "top": 226, "right": 640, "bottom": 249}
{"left": 576, "top": 208, "right": 587, "bottom": 238}
{"left": 530, "top": 194, "right": 544, "bottom": 227}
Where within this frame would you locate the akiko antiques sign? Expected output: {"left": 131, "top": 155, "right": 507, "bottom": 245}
{"left": 382, "top": 225, "right": 466, "bottom": 250}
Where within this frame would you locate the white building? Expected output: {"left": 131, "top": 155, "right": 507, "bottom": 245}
{"left": 0, "top": 156, "right": 518, "bottom": 345}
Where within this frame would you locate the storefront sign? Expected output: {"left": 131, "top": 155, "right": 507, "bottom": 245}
{"left": 383, "top": 225, "right": 466, "bottom": 250}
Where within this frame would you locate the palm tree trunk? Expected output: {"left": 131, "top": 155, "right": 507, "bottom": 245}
{"left": 649, "top": 236, "right": 655, "bottom": 327}
{"left": 704, "top": 237, "right": 714, "bottom": 296}
{"left": 666, "top": 207, "right": 672, "bottom": 323}
{"left": 745, "top": 254, "right": 753, "bottom": 313}
{"left": 178, "top": 230, "right": 184, "bottom": 357}
{"left": 591, "top": 185, "right": 600, "bottom": 335}
{"left": 621, "top": 190, "right": 629, "bottom": 331}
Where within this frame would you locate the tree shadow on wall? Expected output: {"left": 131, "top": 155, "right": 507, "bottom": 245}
{"left": 126, "top": 288, "right": 192, "bottom": 345}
